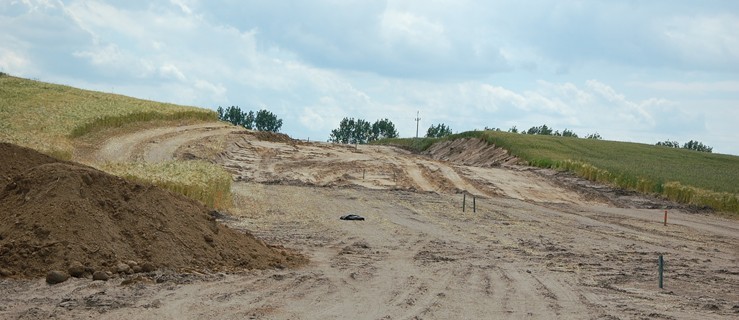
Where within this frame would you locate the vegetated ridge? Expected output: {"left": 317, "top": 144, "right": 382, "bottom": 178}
{"left": 376, "top": 131, "right": 739, "bottom": 214}
{"left": 0, "top": 74, "right": 216, "bottom": 159}
{"left": 0, "top": 75, "right": 231, "bottom": 209}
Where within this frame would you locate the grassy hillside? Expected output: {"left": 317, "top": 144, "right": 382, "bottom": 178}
{"left": 0, "top": 74, "right": 230, "bottom": 209}
{"left": 377, "top": 131, "right": 739, "bottom": 214}
{"left": 0, "top": 74, "right": 216, "bottom": 159}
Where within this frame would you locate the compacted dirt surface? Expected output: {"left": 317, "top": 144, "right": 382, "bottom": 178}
{"left": 1, "top": 122, "right": 738, "bottom": 319}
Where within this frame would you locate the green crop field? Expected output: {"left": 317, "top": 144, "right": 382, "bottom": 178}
{"left": 376, "top": 131, "right": 739, "bottom": 214}
{"left": 0, "top": 74, "right": 230, "bottom": 209}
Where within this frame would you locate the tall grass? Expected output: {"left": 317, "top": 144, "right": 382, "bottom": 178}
{"left": 0, "top": 75, "right": 216, "bottom": 158}
{"left": 1, "top": 75, "right": 230, "bottom": 209}
{"left": 377, "top": 130, "right": 739, "bottom": 215}
{"left": 102, "top": 161, "right": 232, "bottom": 210}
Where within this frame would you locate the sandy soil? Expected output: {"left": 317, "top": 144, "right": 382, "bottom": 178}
{"left": 2, "top": 123, "right": 737, "bottom": 319}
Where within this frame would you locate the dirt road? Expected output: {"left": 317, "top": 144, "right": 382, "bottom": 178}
{"left": 2, "top": 123, "right": 737, "bottom": 319}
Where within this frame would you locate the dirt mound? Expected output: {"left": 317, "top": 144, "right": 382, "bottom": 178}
{"left": 423, "top": 138, "right": 519, "bottom": 167}
{"left": 246, "top": 130, "right": 294, "bottom": 143}
{"left": 0, "top": 143, "right": 305, "bottom": 279}
{"left": 0, "top": 142, "right": 59, "bottom": 184}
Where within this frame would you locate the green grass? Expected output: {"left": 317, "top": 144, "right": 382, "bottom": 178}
{"left": 376, "top": 131, "right": 739, "bottom": 214}
{"left": 371, "top": 137, "right": 441, "bottom": 152}
{"left": 0, "top": 75, "right": 230, "bottom": 209}
{"left": 0, "top": 74, "right": 217, "bottom": 158}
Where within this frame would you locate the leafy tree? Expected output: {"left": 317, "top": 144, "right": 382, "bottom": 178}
{"left": 244, "top": 111, "right": 255, "bottom": 129}
{"left": 330, "top": 118, "right": 400, "bottom": 144}
{"left": 329, "top": 118, "right": 356, "bottom": 144}
{"left": 217, "top": 106, "right": 281, "bottom": 131}
{"left": 508, "top": 126, "right": 518, "bottom": 133}
{"left": 354, "top": 119, "right": 372, "bottom": 143}
{"left": 561, "top": 129, "right": 578, "bottom": 138}
{"left": 656, "top": 140, "right": 712, "bottom": 153}
{"left": 329, "top": 118, "right": 372, "bottom": 144}
{"left": 656, "top": 140, "right": 680, "bottom": 148}
{"left": 552, "top": 129, "right": 577, "bottom": 137}
{"left": 217, "top": 106, "right": 250, "bottom": 128}
{"left": 682, "top": 140, "right": 713, "bottom": 153}
{"left": 585, "top": 133, "right": 602, "bottom": 140}
{"left": 526, "top": 124, "right": 553, "bottom": 135}
{"left": 254, "top": 109, "right": 283, "bottom": 132}
{"left": 426, "top": 123, "right": 453, "bottom": 138}
{"left": 370, "top": 118, "right": 399, "bottom": 141}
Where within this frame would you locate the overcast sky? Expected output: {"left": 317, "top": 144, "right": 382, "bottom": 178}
{"left": 2, "top": 0, "right": 738, "bottom": 154}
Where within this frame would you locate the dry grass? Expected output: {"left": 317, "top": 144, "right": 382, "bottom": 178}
{"left": 102, "top": 161, "right": 232, "bottom": 210}
{"left": 0, "top": 75, "right": 216, "bottom": 159}
{"left": 1, "top": 75, "right": 230, "bottom": 209}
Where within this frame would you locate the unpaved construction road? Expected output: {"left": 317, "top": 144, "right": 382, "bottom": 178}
{"left": 2, "top": 122, "right": 737, "bottom": 319}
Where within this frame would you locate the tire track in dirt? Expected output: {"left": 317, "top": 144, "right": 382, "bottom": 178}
{"left": 95, "top": 122, "right": 236, "bottom": 163}
{"left": 44, "top": 123, "right": 737, "bottom": 320}
{"left": 142, "top": 126, "right": 236, "bottom": 162}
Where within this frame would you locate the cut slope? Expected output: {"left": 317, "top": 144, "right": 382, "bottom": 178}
{"left": 422, "top": 138, "right": 519, "bottom": 167}
{"left": 0, "top": 143, "right": 305, "bottom": 278}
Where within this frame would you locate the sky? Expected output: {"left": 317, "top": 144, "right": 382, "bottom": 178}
{"left": 2, "top": 0, "right": 739, "bottom": 155}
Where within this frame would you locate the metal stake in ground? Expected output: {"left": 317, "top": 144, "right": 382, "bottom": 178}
{"left": 658, "top": 255, "right": 664, "bottom": 289}
{"left": 473, "top": 196, "right": 476, "bottom": 213}
{"left": 463, "top": 193, "right": 466, "bottom": 212}
{"left": 664, "top": 210, "right": 668, "bottom": 226}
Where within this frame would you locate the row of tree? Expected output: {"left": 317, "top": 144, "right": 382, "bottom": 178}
{"left": 328, "top": 118, "right": 399, "bottom": 144}
{"left": 328, "top": 118, "right": 458, "bottom": 144}
{"left": 213, "top": 109, "right": 714, "bottom": 153}
{"left": 216, "top": 106, "right": 283, "bottom": 132}
{"left": 494, "top": 125, "right": 602, "bottom": 140}
{"left": 656, "top": 140, "right": 713, "bottom": 153}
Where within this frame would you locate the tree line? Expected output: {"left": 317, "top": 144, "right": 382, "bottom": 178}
{"left": 216, "top": 106, "right": 283, "bottom": 132}
{"left": 328, "top": 118, "right": 458, "bottom": 143}
{"left": 656, "top": 140, "right": 713, "bottom": 153}
{"left": 485, "top": 124, "right": 603, "bottom": 140}
{"left": 214, "top": 107, "right": 714, "bottom": 153}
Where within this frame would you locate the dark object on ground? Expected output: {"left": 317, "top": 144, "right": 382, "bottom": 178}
{"left": 92, "top": 271, "right": 109, "bottom": 281}
{"left": 46, "top": 270, "right": 69, "bottom": 284}
{"left": 340, "top": 214, "right": 365, "bottom": 221}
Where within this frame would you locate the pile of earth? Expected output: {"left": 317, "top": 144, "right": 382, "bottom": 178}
{"left": 423, "top": 138, "right": 519, "bottom": 167}
{"left": 245, "top": 130, "right": 294, "bottom": 143}
{"left": 0, "top": 142, "right": 305, "bottom": 279}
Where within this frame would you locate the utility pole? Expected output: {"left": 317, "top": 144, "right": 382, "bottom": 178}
{"left": 415, "top": 111, "right": 421, "bottom": 138}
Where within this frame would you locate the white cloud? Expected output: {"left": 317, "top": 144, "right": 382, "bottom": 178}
{"left": 0, "top": 48, "right": 32, "bottom": 74}
{"left": 379, "top": 10, "right": 450, "bottom": 54}
{"left": 2, "top": 0, "right": 738, "bottom": 154}
{"left": 658, "top": 14, "right": 739, "bottom": 70}
{"left": 629, "top": 80, "right": 739, "bottom": 94}
{"left": 159, "top": 63, "right": 186, "bottom": 81}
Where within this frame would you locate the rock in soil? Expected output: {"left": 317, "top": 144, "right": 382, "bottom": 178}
{"left": 0, "top": 268, "right": 13, "bottom": 277}
{"left": 46, "top": 270, "right": 69, "bottom": 284}
{"left": 92, "top": 271, "right": 109, "bottom": 281}
{"left": 68, "top": 261, "right": 86, "bottom": 278}
{"left": 141, "top": 262, "right": 156, "bottom": 273}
